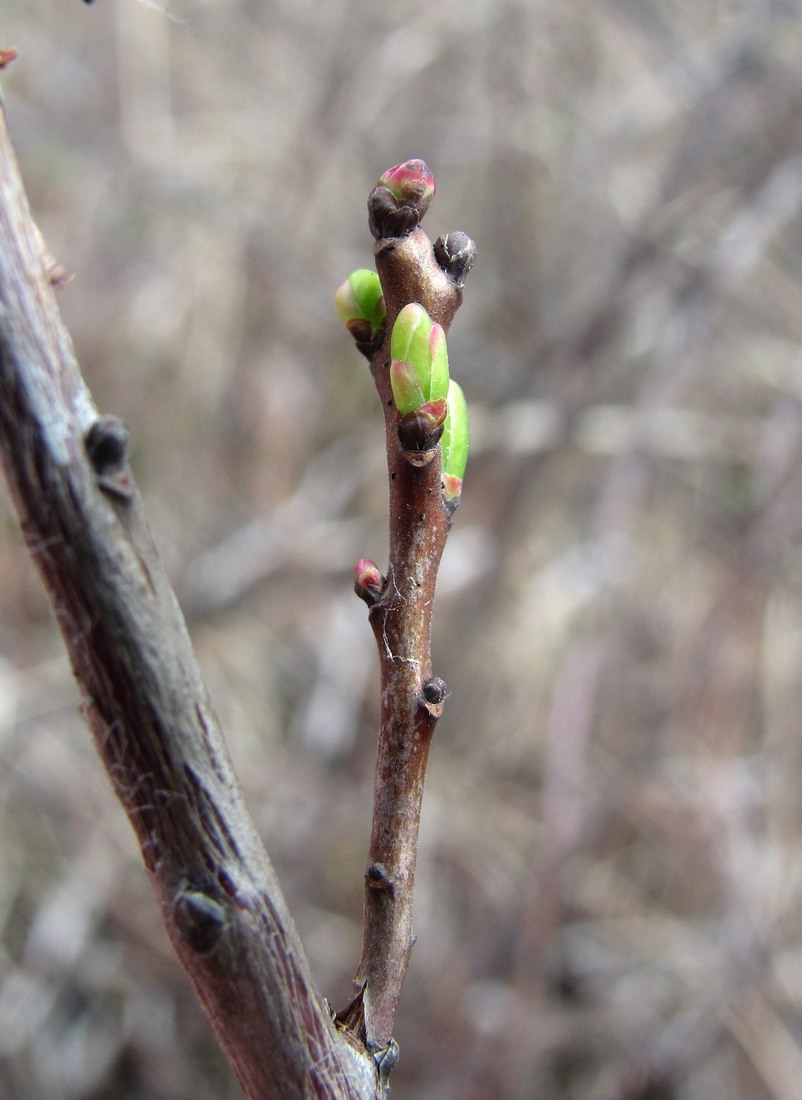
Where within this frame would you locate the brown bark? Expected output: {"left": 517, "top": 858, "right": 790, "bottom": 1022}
{"left": 0, "top": 89, "right": 378, "bottom": 1100}
{"left": 350, "top": 225, "right": 468, "bottom": 1048}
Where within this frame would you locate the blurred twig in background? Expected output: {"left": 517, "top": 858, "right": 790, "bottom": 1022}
{"left": 4, "top": 1, "right": 802, "bottom": 1097}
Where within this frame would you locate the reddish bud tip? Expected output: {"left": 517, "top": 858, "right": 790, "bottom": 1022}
{"left": 442, "top": 474, "right": 463, "bottom": 518}
{"left": 442, "top": 473, "right": 463, "bottom": 501}
{"left": 378, "top": 160, "right": 435, "bottom": 206}
{"left": 368, "top": 159, "right": 436, "bottom": 240}
{"left": 354, "top": 558, "right": 384, "bottom": 605}
{"left": 415, "top": 397, "right": 448, "bottom": 428}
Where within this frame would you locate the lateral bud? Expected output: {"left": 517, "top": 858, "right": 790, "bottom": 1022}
{"left": 422, "top": 676, "right": 446, "bottom": 706}
{"left": 334, "top": 269, "right": 386, "bottom": 359}
{"left": 440, "top": 380, "right": 469, "bottom": 515}
{"left": 365, "top": 861, "right": 395, "bottom": 892}
{"left": 174, "top": 889, "right": 227, "bottom": 955}
{"left": 434, "top": 231, "right": 477, "bottom": 289}
{"left": 85, "top": 415, "right": 134, "bottom": 500}
{"left": 354, "top": 558, "right": 384, "bottom": 605}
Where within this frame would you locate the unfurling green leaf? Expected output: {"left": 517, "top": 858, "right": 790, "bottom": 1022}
{"left": 389, "top": 305, "right": 449, "bottom": 415}
{"left": 441, "top": 379, "right": 469, "bottom": 506}
{"left": 390, "top": 303, "right": 431, "bottom": 371}
{"left": 427, "top": 323, "right": 450, "bottom": 406}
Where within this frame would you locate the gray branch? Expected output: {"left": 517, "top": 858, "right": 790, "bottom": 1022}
{"left": 0, "top": 89, "right": 378, "bottom": 1100}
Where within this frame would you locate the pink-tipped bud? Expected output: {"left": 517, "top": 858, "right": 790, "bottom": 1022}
{"left": 378, "top": 160, "right": 435, "bottom": 207}
{"left": 354, "top": 558, "right": 384, "bottom": 605}
{"left": 368, "top": 159, "right": 436, "bottom": 240}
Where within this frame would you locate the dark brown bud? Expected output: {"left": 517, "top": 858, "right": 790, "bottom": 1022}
{"left": 422, "top": 676, "right": 446, "bottom": 705}
{"left": 85, "top": 415, "right": 133, "bottom": 499}
{"left": 434, "top": 231, "right": 477, "bottom": 289}
{"left": 397, "top": 398, "right": 447, "bottom": 455}
{"left": 174, "top": 889, "right": 227, "bottom": 955}
{"left": 365, "top": 862, "right": 395, "bottom": 893}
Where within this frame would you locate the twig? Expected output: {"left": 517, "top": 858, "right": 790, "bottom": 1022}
{"left": 340, "top": 164, "right": 476, "bottom": 1050}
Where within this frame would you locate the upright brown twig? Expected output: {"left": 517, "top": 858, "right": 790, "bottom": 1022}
{"left": 337, "top": 163, "right": 476, "bottom": 1053}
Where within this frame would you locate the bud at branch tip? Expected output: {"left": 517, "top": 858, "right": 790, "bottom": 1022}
{"left": 368, "top": 159, "right": 436, "bottom": 240}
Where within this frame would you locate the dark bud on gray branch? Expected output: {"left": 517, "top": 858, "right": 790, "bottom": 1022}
{"left": 85, "top": 415, "right": 133, "bottom": 499}
{"left": 365, "top": 862, "right": 395, "bottom": 892}
{"left": 368, "top": 160, "right": 435, "bottom": 241}
{"left": 174, "top": 889, "right": 227, "bottom": 955}
{"left": 434, "top": 231, "right": 477, "bottom": 290}
{"left": 373, "top": 1039, "right": 400, "bottom": 1090}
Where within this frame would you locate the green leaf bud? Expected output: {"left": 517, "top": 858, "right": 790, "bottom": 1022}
{"left": 334, "top": 269, "right": 386, "bottom": 336}
{"left": 427, "top": 323, "right": 450, "bottom": 405}
{"left": 390, "top": 303, "right": 432, "bottom": 371}
{"left": 390, "top": 305, "right": 450, "bottom": 413}
{"left": 441, "top": 379, "right": 469, "bottom": 506}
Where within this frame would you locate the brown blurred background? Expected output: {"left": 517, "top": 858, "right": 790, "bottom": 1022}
{"left": 3, "top": 1, "right": 802, "bottom": 1097}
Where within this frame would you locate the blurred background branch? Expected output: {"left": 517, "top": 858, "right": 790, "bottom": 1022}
{"left": 3, "top": 1, "right": 802, "bottom": 1097}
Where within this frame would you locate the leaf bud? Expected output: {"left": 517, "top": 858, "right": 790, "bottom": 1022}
{"left": 334, "top": 269, "right": 386, "bottom": 337}
{"left": 389, "top": 305, "right": 449, "bottom": 414}
{"left": 441, "top": 379, "right": 469, "bottom": 510}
